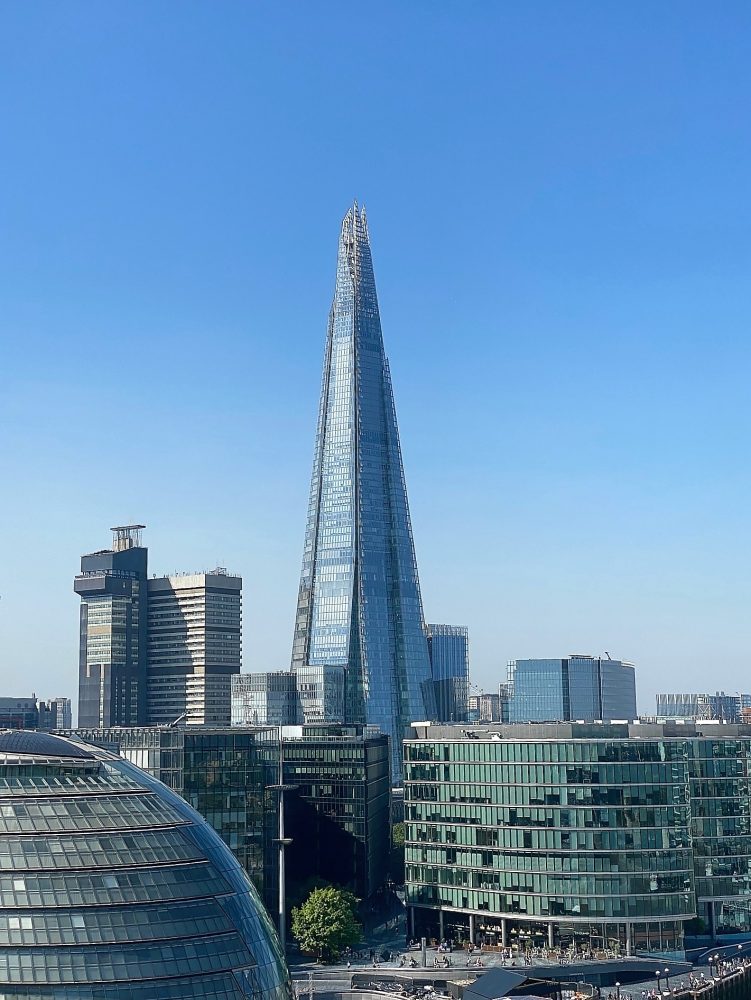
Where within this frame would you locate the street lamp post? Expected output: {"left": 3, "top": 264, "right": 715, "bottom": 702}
{"left": 269, "top": 730, "right": 297, "bottom": 953}
{"left": 615, "top": 982, "right": 621, "bottom": 1000}
{"left": 655, "top": 971, "right": 661, "bottom": 993}
{"left": 664, "top": 968, "right": 670, "bottom": 991}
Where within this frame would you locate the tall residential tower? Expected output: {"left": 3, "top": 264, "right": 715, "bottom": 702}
{"left": 291, "top": 204, "right": 435, "bottom": 779}
{"left": 147, "top": 570, "right": 242, "bottom": 726}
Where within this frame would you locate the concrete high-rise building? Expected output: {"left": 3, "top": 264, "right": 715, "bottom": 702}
{"left": 291, "top": 204, "right": 435, "bottom": 780}
{"left": 38, "top": 696, "right": 73, "bottom": 730}
{"left": 425, "top": 624, "right": 469, "bottom": 722}
{"left": 507, "top": 655, "right": 637, "bottom": 723}
{"left": 147, "top": 570, "right": 241, "bottom": 726}
{"left": 75, "top": 525, "right": 148, "bottom": 727}
{"left": 231, "top": 672, "right": 300, "bottom": 726}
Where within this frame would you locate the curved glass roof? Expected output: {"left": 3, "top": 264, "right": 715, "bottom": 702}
{"left": 0, "top": 733, "right": 292, "bottom": 1000}
{"left": 0, "top": 730, "right": 94, "bottom": 759}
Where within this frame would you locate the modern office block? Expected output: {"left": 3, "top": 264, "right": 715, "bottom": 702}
{"left": 404, "top": 720, "right": 751, "bottom": 953}
{"left": 507, "top": 655, "right": 637, "bottom": 723}
{"left": 232, "top": 672, "right": 300, "bottom": 726}
{"left": 294, "top": 664, "right": 346, "bottom": 724}
{"left": 290, "top": 203, "right": 435, "bottom": 781}
{"left": 37, "top": 696, "right": 73, "bottom": 730}
{"left": 74, "top": 525, "right": 149, "bottom": 728}
{"left": 655, "top": 691, "right": 743, "bottom": 722}
{"left": 67, "top": 724, "right": 390, "bottom": 913}
{"left": 0, "top": 729, "right": 293, "bottom": 1000}
{"left": 425, "top": 624, "right": 469, "bottom": 723}
{"left": 0, "top": 696, "right": 39, "bottom": 729}
{"left": 147, "top": 570, "right": 242, "bottom": 726}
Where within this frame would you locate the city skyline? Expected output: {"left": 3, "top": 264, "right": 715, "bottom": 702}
{"left": 3, "top": 5, "right": 751, "bottom": 710}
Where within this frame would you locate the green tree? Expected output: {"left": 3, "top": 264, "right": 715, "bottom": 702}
{"left": 291, "top": 886, "right": 362, "bottom": 963}
{"left": 389, "top": 822, "right": 405, "bottom": 885}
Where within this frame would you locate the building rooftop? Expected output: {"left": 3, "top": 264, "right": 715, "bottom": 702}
{"left": 0, "top": 729, "right": 95, "bottom": 759}
{"left": 408, "top": 719, "right": 751, "bottom": 741}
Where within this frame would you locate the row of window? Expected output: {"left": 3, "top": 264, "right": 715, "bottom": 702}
{"left": 0, "top": 934, "right": 250, "bottom": 984}
{"left": 405, "top": 884, "right": 694, "bottom": 919}
{"left": 405, "top": 845, "right": 694, "bottom": 873}
{"left": 405, "top": 863, "right": 693, "bottom": 895}
{"left": 0, "top": 829, "right": 199, "bottom": 871}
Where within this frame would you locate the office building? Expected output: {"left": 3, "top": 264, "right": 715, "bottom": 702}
{"left": 404, "top": 720, "right": 751, "bottom": 954}
{"left": 147, "top": 570, "right": 242, "bottom": 726}
{"left": 37, "top": 696, "right": 73, "bottom": 730}
{"left": 425, "top": 625, "right": 469, "bottom": 723}
{"left": 290, "top": 203, "right": 435, "bottom": 781}
{"left": 294, "top": 664, "right": 346, "bottom": 724}
{"left": 74, "top": 525, "right": 149, "bottom": 727}
{"left": 507, "top": 655, "right": 636, "bottom": 723}
{"left": 467, "top": 690, "right": 506, "bottom": 723}
{"left": 0, "top": 729, "right": 292, "bottom": 1000}
{"left": 0, "top": 696, "right": 39, "bottom": 729}
{"left": 655, "top": 691, "right": 744, "bottom": 722}
{"left": 67, "top": 724, "right": 390, "bottom": 913}
{"left": 232, "top": 672, "right": 300, "bottom": 726}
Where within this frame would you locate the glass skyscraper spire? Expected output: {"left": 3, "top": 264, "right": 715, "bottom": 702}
{"left": 292, "top": 203, "right": 434, "bottom": 780}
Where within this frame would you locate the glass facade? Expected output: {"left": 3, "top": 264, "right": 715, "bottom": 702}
{"left": 291, "top": 204, "right": 435, "bottom": 781}
{"left": 425, "top": 625, "right": 469, "bottom": 723}
{"left": 231, "top": 673, "right": 300, "bottom": 726}
{"left": 0, "top": 730, "right": 293, "bottom": 1000}
{"left": 65, "top": 725, "right": 390, "bottom": 912}
{"left": 508, "top": 657, "right": 637, "bottom": 723}
{"left": 689, "top": 736, "right": 751, "bottom": 935}
{"left": 403, "top": 722, "right": 751, "bottom": 954}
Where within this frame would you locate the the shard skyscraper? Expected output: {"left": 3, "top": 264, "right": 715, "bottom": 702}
{"left": 292, "top": 203, "right": 435, "bottom": 781}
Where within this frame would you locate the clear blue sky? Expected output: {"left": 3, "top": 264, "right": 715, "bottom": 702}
{"left": 2, "top": 2, "right": 750, "bottom": 714}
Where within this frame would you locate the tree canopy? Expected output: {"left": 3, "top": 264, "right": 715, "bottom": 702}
{"left": 389, "top": 821, "right": 405, "bottom": 884}
{"left": 291, "top": 886, "right": 362, "bottom": 963}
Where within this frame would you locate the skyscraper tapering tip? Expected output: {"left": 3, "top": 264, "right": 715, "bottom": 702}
{"left": 343, "top": 200, "right": 368, "bottom": 236}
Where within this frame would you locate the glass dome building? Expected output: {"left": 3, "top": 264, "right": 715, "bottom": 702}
{"left": 0, "top": 730, "right": 294, "bottom": 999}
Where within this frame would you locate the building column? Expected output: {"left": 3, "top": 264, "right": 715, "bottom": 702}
{"left": 548, "top": 921, "right": 555, "bottom": 950}
{"left": 501, "top": 918, "right": 508, "bottom": 947}
{"left": 439, "top": 908, "right": 444, "bottom": 940}
{"left": 408, "top": 907, "right": 415, "bottom": 940}
{"left": 625, "top": 922, "right": 632, "bottom": 957}
{"left": 469, "top": 914, "right": 476, "bottom": 944}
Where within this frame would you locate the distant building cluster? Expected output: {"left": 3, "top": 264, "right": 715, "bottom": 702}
{"left": 74, "top": 525, "right": 241, "bottom": 729}
{"left": 0, "top": 694, "right": 71, "bottom": 731}
{"left": 655, "top": 690, "right": 751, "bottom": 722}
